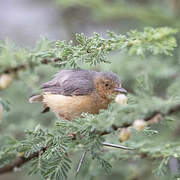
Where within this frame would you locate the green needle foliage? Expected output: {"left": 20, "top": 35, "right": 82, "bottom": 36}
{"left": 0, "top": 27, "right": 180, "bottom": 180}
{"left": 0, "top": 27, "right": 177, "bottom": 73}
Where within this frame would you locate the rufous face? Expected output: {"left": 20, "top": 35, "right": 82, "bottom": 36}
{"left": 95, "top": 78, "right": 123, "bottom": 100}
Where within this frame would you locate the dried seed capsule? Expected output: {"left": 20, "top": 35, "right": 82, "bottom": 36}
{"left": 0, "top": 74, "right": 13, "bottom": 89}
{"left": 133, "top": 119, "right": 147, "bottom": 131}
{"left": 118, "top": 128, "right": 131, "bottom": 142}
{"left": 115, "top": 94, "right": 127, "bottom": 105}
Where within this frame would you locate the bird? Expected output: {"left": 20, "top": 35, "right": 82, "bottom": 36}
{"left": 29, "top": 69, "right": 127, "bottom": 121}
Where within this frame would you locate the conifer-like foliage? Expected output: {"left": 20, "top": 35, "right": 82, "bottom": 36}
{"left": 0, "top": 25, "right": 180, "bottom": 180}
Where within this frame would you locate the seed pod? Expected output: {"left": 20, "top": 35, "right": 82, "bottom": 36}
{"left": 133, "top": 119, "right": 147, "bottom": 131}
{"left": 115, "top": 94, "right": 127, "bottom": 105}
{"left": 118, "top": 128, "right": 131, "bottom": 142}
{"left": 0, "top": 103, "right": 3, "bottom": 122}
{"left": 0, "top": 74, "right": 13, "bottom": 90}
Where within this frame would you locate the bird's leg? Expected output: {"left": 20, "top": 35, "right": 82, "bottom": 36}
{"left": 58, "top": 112, "right": 71, "bottom": 121}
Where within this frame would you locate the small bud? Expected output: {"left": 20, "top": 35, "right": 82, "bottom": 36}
{"left": 0, "top": 103, "right": 3, "bottom": 122}
{"left": 115, "top": 94, "right": 127, "bottom": 105}
{"left": 118, "top": 128, "right": 131, "bottom": 142}
{"left": 17, "top": 152, "right": 25, "bottom": 157}
{"left": 133, "top": 119, "right": 147, "bottom": 131}
{"left": 0, "top": 74, "right": 13, "bottom": 89}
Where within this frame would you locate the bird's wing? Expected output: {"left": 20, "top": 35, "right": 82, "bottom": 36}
{"left": 41, "top": 70, "right": 95, "bottom": 96}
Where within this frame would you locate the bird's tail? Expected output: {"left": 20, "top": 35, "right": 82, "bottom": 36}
{"left": 29, "top": 94, "right": 43, "bottom": 103}
{"left": 29, "top": 94, "right": 50, "bottom": 113}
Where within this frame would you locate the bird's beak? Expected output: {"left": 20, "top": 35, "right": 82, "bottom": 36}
{"left": 114, "top": 87, "right": 127, "bottom": 94}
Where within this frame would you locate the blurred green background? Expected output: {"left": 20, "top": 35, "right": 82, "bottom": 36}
{"left": 0, "top": 0, "right": 180, "bottom": 179}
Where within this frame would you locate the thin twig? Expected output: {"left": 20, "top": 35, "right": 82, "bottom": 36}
{"left": 99, "top": 104, "right": 180, "bottom": 136}
{"left": 0, "top": 58, "right": 61, "bottom": 75}
{"left": 0, "top": 147, "right": 47, "bottom": 174}
{"left": 76, "top": 151, "right": 87, "bottom": 176}
{"left": 102, "top": 142, "right": 135, "bottom": 150}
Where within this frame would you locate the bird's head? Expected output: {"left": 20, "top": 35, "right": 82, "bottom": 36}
{"left": 94, "top": 71, "right": 127, "bottom": 100}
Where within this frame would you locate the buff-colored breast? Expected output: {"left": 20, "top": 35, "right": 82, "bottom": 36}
{"left": 43, "top": 92, "right": 109, "bottom": 120}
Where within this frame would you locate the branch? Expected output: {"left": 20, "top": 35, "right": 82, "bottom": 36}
{"left": 0, "top": 104, "right": 180, "bottom": 175}
{"left": 0, "top": 58, "right": 62, "bottom": 90}
{"left": 1, "top": 58, "right": 61, "bottom": 75}
{"left": 99, "top": 104, "right": 180, "bottom": 136}
{"left": 0, "top": 147, "right": 46, "bottom": 174}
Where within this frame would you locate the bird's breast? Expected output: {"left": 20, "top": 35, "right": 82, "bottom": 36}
{"left": 43, "top": 92, "right": 110, "bottom": 120}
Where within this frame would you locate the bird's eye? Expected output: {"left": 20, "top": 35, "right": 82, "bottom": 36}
{"left": 105, "top": 83, "right": 109, "bottom": 87}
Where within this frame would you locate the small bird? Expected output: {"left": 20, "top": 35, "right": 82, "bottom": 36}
{"left": 29, "top": 69, "right": 127, "bottom": 121}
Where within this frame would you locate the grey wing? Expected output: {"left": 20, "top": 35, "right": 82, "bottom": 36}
{"left": 41, "top": 70, "right": 95, "bottom": 96}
